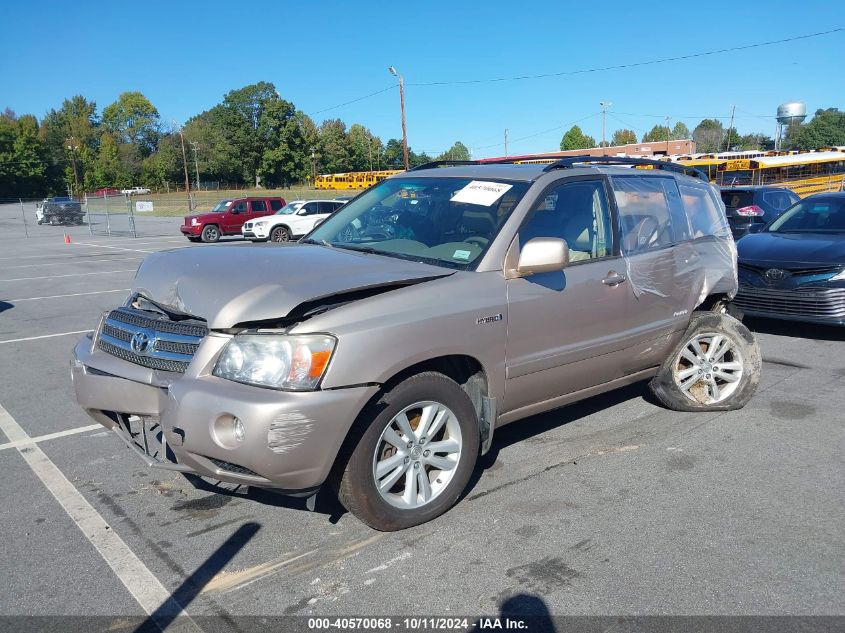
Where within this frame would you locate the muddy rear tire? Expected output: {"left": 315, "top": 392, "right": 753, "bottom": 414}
{"left": 650, "top": 312, "right": 761, "bottom": 412}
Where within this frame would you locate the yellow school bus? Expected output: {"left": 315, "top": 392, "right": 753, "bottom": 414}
{"left": 314, "top": 170, "right": 404, "bottom": 190}
{"left": 716, "top": 150, "right": 845, "bottom": 196}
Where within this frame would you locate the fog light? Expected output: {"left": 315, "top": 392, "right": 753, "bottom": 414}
{"left": 232, "top": 417, "right": 245, "bottom": 443}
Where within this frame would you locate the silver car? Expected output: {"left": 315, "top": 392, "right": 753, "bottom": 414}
{"left": 71, "top": 158, "right": 761, "bottom": 530}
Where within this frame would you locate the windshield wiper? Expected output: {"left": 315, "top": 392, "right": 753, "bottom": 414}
{"left": 301, "top": 238, "right": 334, "bottom": 247}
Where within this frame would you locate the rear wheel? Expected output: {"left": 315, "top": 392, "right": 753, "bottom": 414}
{"left": 201, "top": 225, "right": 220, "bottom": 243}
{"left": 650, "top": 312, "right": 761, "bottom": 412}
{"left": 270, "top": 226, "right": 291, "bottom": 242}
{"left": 334, "top": 372, "right": 480, "bottom": 531}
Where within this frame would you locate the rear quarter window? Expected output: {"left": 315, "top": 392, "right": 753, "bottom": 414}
{"left": 680, "top": 182, "right": 730, "bottom": 238}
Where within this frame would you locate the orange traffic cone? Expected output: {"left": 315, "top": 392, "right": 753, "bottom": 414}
{"left": 64, "top": 233, "right": 71, "bottom": 244}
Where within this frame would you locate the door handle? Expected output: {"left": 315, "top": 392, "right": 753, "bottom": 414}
{"left": 602, "top": 272, "right": 627, "bottom": 286}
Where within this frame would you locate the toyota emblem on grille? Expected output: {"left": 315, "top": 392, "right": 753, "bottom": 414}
{"left": 764, "top": 268, "right": 788, "bottom": 281}
{"left": 130, "top": 331, "right": 152, "bottom": 355}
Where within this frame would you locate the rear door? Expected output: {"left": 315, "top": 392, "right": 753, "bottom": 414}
{"left": 248, "top": 199, "right": 268, "bottom": 220}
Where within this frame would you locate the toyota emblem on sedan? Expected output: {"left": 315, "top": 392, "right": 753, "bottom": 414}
{"left": 130, "top": 331, "right": 152, "bottom": 355}
{"left": 764, "top": 268, "right": 788, "bottom": 281}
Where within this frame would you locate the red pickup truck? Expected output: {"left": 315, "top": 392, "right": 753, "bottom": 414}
{"left": 181, "top": 196, "right": 286, "bottom": 242}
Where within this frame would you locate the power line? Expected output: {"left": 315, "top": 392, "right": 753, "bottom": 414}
{"left": 474, "top": 113, "right": 600, "bottom": 151}
{"left": 407, "top": 27, "right": 843, "bottom": 86}
{"left": 307, "top": 85, "right": 396, "bottom": 117}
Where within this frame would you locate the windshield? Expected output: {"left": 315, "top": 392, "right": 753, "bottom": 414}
{"left": 305, "top": 176, "right": 531, "bottom": 269}
{"left": 276, "top": 202, "right": 304, "bottom": 215}
{"left": 211, "top": 200, "right": 233, "bottom": 212}
{"left": 767, "top": 198, "right": 845, "bottom": 234}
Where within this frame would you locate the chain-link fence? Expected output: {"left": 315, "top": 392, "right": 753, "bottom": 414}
{"left": 0, "top": 187, "right": 350, "bottom": 243}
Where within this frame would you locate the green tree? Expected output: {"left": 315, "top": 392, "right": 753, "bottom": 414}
{"left": 92, "top": 132, "right": 129, "bottom": 188}
{"left": 101, "top": 92, "right": 160, "bottom": 155}
{"left": 610, "top": 129, "right": 637, "bottom": 146}
{"left": 671, "top": 122, "right": 690, "bottom": 140}
{"left": 789, "top": 108, "right": 845, "bottom": 150}
{"left": 737, "top": 133, "right": 774, "bottom": 151}
{"left": 346, "top": 123, "right": 380, "bottom": 172}
{"left": 39, "top": 95, "right": 99, "bottom": 194}
{"left": 436, "top": 141, "right": 470, "bottom": 162}
{"left": 382, "top": 138, "right": 405, "bottom": 169}
{"left": 692, "top": 119, "right": 724, "bottom": 153}
{"left": 560, "top": 125, "right": 596, "bottom": 151}
{"left": 318, "top": 119, "right": 349, "bottom": 173}
{"left": 642, "top": 125, "right": 670, "bottom": 143}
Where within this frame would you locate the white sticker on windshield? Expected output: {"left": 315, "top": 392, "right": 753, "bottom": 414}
{"left": 453, "top": 249, "right": 471, "bottom": 260}
{"left": 450, "top": 181, "right": 513, "bottom": 207}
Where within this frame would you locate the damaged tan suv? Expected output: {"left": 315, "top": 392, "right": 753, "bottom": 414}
{"left": 72, "top": 157, "right": 761, "bottom": 531}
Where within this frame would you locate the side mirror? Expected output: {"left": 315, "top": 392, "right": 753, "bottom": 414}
{"left": 297, "top": 208, "right": 308, "bottom": 215}
{"left": 515, "top": 237, "right": 570, "bottom": 276}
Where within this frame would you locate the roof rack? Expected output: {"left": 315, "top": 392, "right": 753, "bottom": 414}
{"left": 408, "top": 160, "right": 480, "bottom": 171}
{"left": 541, "top": 155, "right": 709, "bottom": 181}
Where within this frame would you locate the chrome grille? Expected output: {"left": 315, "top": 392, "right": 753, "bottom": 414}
{"left": 97, "top": 307, "right": 207, "bottom": 373}
{"left": 738, "top": 263, "right": 844, "bottom": 278}
{"left": 733, "top": 286, "right": 845, "bottom": 319}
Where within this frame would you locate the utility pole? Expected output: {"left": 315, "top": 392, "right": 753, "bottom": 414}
{"left": 599, "top": 102, "right": 612, "bottom": 152}
{"left": 311, "top": 148, "right": 317, "bottom": 183}
{"left": 665, "top": 116, "right": 672, "bottom": 153}
{"left": 177, "top": 126, "right": 192, "bottom": 210}
{"left": 388, "top": 66, "right": 409, "bottom": 170}
{"left": 725, "top": 104, "right": 736, "bottom": 152}
{"left": 190, "top": 141, "right": 200, "bottom": 190}
{"left": 504, "top": 129, "right": 509, "bottom": 156}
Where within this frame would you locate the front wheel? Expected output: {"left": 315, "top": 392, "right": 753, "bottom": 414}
{"left": 334, "top": 372, "right": 480, "bottom": 531}
{"left": 200, "top": 225, "right": 220, "bottom": 243}
{"left": 650, "top": 312, "right": 761, "bottom": 412}
{"left": 270, "top": 226, "right": 291, "bottom": 242}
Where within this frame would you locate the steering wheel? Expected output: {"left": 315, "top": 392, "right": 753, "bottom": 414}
{"left": 635, "top": 217, "right": 659, "bottom": 250}
{"left": 464, "top": 236, "right": 489, "bottom": 247}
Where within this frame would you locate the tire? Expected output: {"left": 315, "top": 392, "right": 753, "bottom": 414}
{"left": 650, "top": 312, "right": 761, "bottom": 412}
{"left": 49, "top": 216, "right": 59, "bottom": 226}
{"left": 334, "top": 372, "right": 480, "bottom": 531}
{"left": 270, "top": 226, "right": 291, "bottom": 243}
{"left": 200, "top": 224, "right": 220, "bottom": 243}
{"left": 187, "top": 236, "right": 200, "bottom": 242}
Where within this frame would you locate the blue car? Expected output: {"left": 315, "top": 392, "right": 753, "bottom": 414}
{"left": 733, "top": 192, "right": 845, "bottom": 325}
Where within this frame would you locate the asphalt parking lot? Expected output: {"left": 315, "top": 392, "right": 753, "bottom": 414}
{"left": 0, "top": 202, "right": 843, "bottom": 627}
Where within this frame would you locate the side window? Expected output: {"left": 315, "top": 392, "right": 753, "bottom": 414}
{"left": 269, "top": 199, "right": 283, "bottom": 211}
{"left": 762, "top": 190, "right": 794, "bottom": 212}
{"left": 612, "top": 176, "right": 685, "bottom": 254}
{"left": 234, "top": 202, "right": 247, "bottom": 213}
{"left": 318, "top": 201, "right": 337, "bottom": 214}
{"left": 678, "top": 182, "right": 730, "bottom": 238}
{"left": 301, "top": 203, "right": 318, "bottom": 215}
{"left": 250, "top": 200, "right": 266, "bottom": 213}
{"left": 519, "top": 179, "right": 612, "bottom": 262}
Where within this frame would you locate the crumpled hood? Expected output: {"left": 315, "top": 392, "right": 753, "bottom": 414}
{"left": 737, "top": 231, "right": 845, "bottom": 266}
{"left": 132, "top": 244, "right": 452, "bottom": 329}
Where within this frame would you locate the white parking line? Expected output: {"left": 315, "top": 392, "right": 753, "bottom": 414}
{"left": 0, "top": 270, "right": 135, "bottom": 282}
{"left": 0, "top": 330, "right": 90, "bottom": 345}
{"left": 9, "top": 289, "right": 131, "bottom": 302}
{"left": 4, "top": 258, "right": 142, "bottom": 270}
{"left": 0, "top": 423, "right": 101, "bottom": 451}
{"left": 0, "top": 403, "right": 197, "bottom": 623}
{"left": 70, "top": 242, "right": 155, "bottom": 253}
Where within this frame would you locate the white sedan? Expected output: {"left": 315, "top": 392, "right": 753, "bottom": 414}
{"left": 242, "top": 199, "right": 346, "bottom": 242}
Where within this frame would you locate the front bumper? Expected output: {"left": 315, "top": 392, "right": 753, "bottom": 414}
{"left": 732, "top": 285, "right": 845, "bottom": 326}
{"left": 243, "top": 225, "right": 270, "bottom": 239}
{"left": 180, "top": 224, "right": 201, "bottom": 236}
{"left": 71, "top": 335, "right": 379, "bottom": 491}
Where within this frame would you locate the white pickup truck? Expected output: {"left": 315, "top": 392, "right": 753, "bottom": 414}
{"left": 121, "top": 186, "right": 151, "bottom": 195}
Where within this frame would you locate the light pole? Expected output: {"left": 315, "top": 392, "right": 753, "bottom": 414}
{"left": 599, "top": 101, "right": 612, "bottom": 151}
{"left": 173, "top": 121, "right": 192, "bottom": 210}
{"left": 388, "top": 66, "right": 409, "bottom": 171}
{"left": 190, "top": 141, "right": 200, "bottom": 190}
{"left": 66, "top": 137, "right": 80, "bottom": 197}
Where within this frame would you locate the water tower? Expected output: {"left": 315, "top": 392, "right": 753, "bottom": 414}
{"left": 775, "top": 101, "right": 807, "bottom": 150}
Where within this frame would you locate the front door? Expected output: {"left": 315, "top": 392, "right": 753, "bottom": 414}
{"left": 504, "top": 178, "right": 634, "bottom": 414}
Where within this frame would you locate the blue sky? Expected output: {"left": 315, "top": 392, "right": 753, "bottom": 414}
{"left": 1, "top": 1, "right": 842, "bottom": 158}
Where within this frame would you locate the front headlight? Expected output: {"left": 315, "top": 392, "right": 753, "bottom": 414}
{"left": 191, "top": 218, "right": 198, "bottom": 226}
{"left": 213, "top": 334, "right": 336, "bottom": 390}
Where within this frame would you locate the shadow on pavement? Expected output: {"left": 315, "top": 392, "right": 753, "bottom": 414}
{"left": 0, "top": 301, "right": 13, "bottom": 313}
{"left": 745, "top": 316, "right": 845, "bottom": 342}
{"left": 134, "top": 521, "right": 260, "bottom": 633}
